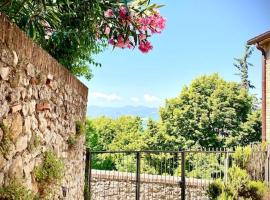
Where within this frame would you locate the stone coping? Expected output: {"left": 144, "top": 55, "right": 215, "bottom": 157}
{"left": 91, "top": 169, "right": 212, "bottom": 187}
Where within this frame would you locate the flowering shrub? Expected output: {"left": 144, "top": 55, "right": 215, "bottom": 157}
{"left": 1, "top": 0, "right": 166, "bottom": 79}
{"left": 101, "top": 2, "right": 166, "bottom": 53}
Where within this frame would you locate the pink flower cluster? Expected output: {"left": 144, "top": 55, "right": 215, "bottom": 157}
{"left": 103, "top": 6, "right": 166, "bottom": 54}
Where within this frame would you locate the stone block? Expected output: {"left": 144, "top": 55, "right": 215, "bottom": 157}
{"left": 0, "top": 66, "right": 10, "bottom": 80}
{"left": 10, "top": 104, "right": 22, "bottom": 113}
{"left": 15, "top": 134, "right": 28, "bottom": 152}
{"left": 8, "top": 155, "right": 23, "bottom": 180}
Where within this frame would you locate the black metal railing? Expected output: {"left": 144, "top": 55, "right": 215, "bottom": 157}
{"left": 85, "top": 145, "right": 269, "bottom": 200}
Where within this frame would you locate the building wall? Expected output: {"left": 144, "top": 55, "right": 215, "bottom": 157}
{"left": 0, "top": 13, "right": 88, "bottom": 199}
{"left": 265, "top": 43, "right": 270, "bottom": 142}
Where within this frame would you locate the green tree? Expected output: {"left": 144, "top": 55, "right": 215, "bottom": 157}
{"left": 160, "top": 74, "right": 260, "bottom": 148}
{"left": 234, "top": 45, "right": 255, "bottom": 90}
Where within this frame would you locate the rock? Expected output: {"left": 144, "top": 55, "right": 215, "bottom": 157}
{"left": 0, "top": 101, "right": 9, "bottom": 119}
{"left": 0, "top": 153, "right": 6, "bottom": 170}
{"left": 12, "top": 51, "right": 18, "bottom": 67}
{"left": 0, "top": 173, "right": 4, "bottom": 185}
{"left": 9, "top": 113, "right": 23, "bottom": 142}
{"left": 31, "top": 115, "right": 38, "bottom": 131}
{"left": 0, "top": 66, "right": 10, "bottom": 80}
{"left": 22, "top": 102, "right": 29, "bottom": 116}
{"left": 10, "top": 104, "right": 22, "bottom": 113}
{"left": 0, "top": 127, "right": 3, "bottom": 141}
{"left": 1, "top": 48, "right": 14, "bottom": 66}
{"left": 15, "top": 135, "right": 28, "bottom": 152}
{"left": 10, "top": 72, "right": 22, "bottom": 88}
{"left": 8, "top": 156, "right": 23, "bottom": 179}
{"left": 29, "top": 100, "right": 36, "bottom": 115}
{"left": 24, "top": 116, "right": 31, "bottom": 135}
{"left": 26, "top": 63, "right": 35, "bottom": 77}
{"left": 38, "top": 114, "right": 47, "bottom": 133}
{"left": 36, "top": 102, "right": 50, "bottom": 112}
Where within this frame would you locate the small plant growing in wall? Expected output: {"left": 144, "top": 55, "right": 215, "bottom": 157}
{"left": 34, "top": 151, "right": 64, "bottom": 197}
{"left": 67, "top": 135, "right": 77, "bottom": 149}
{"left": 0, "top": 180, "right": 35, "bottom": 200}
{"left": 66, "top": 121, "right": 85, "bottom": 149}
{"left": 75, "top": 121, "right": 85, "bottom": 136}
{"left": 0, "top": 123, "right": 12, "bottom": 157}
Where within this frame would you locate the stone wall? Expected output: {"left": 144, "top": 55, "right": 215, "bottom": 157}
{"left": 90, "top": 170, "right": 209, "bottom": 200}
{"left": 0, "top": 13, "right": 88, "bottom": 199}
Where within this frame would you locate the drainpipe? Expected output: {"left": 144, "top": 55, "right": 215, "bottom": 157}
{"left": 256, "top": 42, "right": 267, "bottom": 142}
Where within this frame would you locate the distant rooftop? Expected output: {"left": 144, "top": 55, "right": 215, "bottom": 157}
{"left": 247, "top": 31, "right": 270, "bottom": 45}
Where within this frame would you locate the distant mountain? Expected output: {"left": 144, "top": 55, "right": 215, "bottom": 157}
{"left": 87, "top": 105, "right": 159, "bottom": 120}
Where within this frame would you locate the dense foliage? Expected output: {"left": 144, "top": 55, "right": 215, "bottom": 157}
{"left": 0, "top": 0, "right": 166, "bottom": 80}
{"left": 160, "top": 73, "right": 261, "bottom": 149}
{"left": 86, "top": 74, "right": 261, "bottom": 152}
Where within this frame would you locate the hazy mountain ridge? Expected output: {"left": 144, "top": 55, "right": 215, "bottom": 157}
{"left": 87, "top": 105, "right": 159, "bottom": 120}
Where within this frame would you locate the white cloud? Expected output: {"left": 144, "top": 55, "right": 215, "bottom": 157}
{"left": 90, "top": 92, "right": 122, "bottom": 101}
{"left": 131, "top": 97, "right": 140, "bottom": 102}
{"left": 143, "top": 94, "right": 161, "bottom": 103}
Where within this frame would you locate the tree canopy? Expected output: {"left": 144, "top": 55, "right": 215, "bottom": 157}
{"left": 0, "top": 0, "right": 166, "bottom": 80}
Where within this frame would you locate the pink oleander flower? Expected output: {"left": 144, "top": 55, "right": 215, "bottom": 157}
{"left": 104, "top": 9, "right": 114, "bottom": 18}
{"left": 139, "top": 41, "right": 153, "bottom": 53}
{"left": 149, "top": 14, "right": 166, "bottom": 34}
{"left": 119, "top": 6, "right": 128, "bottom": 20}
{"left": 104, "top": 27, "right": 110, "bottom": 35}
{"left": 139, "top": 34, "right": 147, "bottom": 41}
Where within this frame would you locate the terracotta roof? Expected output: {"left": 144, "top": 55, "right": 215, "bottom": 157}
{"left": 247, "top": 31, "right": 270, "bottom": 45}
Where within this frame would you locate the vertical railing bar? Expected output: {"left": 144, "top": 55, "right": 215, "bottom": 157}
{"left": 136, "top": 152, "right": 141, "bottom": 200}
{"left": 181, "top": 151, "right": 186, "bottom": 200}
{"left": 85, "top": 149, "right": 91, "bottom": 200}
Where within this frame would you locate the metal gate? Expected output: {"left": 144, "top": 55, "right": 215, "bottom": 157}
{"left": 84, "top": 149, "right": 242, "bottom": 200}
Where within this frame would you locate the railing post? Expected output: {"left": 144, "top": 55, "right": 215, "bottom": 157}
{"left": 224, "top": 151, "right": 229, "bottom": 183}
{"left": 85, "top": 149, "right": 92, "bottom": 200}
{"left": 181, "top": 151, "right": 186, "bottom": 200}
{"left": 136, "top": 152, "right": 141, "bottom": 200}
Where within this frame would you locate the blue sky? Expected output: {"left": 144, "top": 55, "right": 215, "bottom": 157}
{"left": 82, "top": 0, "right": 270, "bottom": 108}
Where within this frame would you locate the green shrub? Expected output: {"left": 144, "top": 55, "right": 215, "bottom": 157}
{"left": 207, "top": 165, "right": 268, "bottom": 200}
{"left": 0, "top": 124, "right": 12, "bottom": 157}
{"left": 243, "top": 181, "right": 268, "bottom": 200}
{"left": 35, "top": 151, "right": 63, "bottom": 183}
{"left": 207, "top": 179, "right": 224, "bottom": 200}
{"left": 75, "top": 121, "right": 85, "bottom": 135}
{"left": 0, "top": 181, "right": 34, "bottom": 200}
{"left": 232, "top": 146, "right": 251, "bottom": 170}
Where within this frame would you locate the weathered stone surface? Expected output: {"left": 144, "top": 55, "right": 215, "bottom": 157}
{"left": 8, "top": 156, "right": 23, "bottom": 179}
{"left": 15, "top": 135, "right": 28, "bottom": 152}
{"left": 10, "top": 104, "right": 22, "bottom": 113}
{"left": 0, "top": 36, "right": 87, "bottom": 199}
{"left": 26, "top": 63, "right": 35, "bottom": 77}
{"left": 10, "top": 72, "right": 22, "bottom": 88}
{"left": 0, "top": 153, "right": 6, "bottom": 170}
{"left": 12, "top": 51, "right": 18, "bottom": 67}
{"left": 9, "top": 113, "right": 23, "bottom": 142}
{"left": 0, "top": 127, "right": 3, "bottom": 141}
{"left": 0, "top": 66, "right": 10, "bottom": 80}
{"left": 1, "top": 48, "right": 14, "bottom": 66}
{"left": 38, "top": 114, "right": 47, "bottom": 133}
{"left": 36, "top": 102, "right": 50, "bottom": 112}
